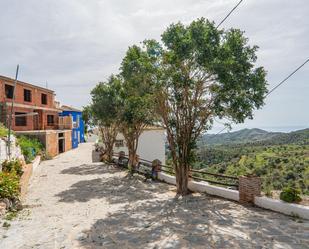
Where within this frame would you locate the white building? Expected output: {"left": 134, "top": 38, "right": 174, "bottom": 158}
{"left": 113, "top": 126, "right": 166, "bottom": 165}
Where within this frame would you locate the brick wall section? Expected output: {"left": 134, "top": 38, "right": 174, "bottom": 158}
{"left": 0, "top": 76, "right": 55, "bottom": 108}
{"left": 46, "top": 132, "right": 58, "bottom": 157}
{"left": 64, "top": 130, "right": 72, "bottom": 151}
{"left": 239, "top": 176, "right": 262, "bottom": 204}
{"left": 0, "top": 76, "right": 59, "bottom": 131}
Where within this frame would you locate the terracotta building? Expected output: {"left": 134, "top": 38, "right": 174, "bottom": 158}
{"left": 0, "top": 75, "right": 59, "bottom": 131}
{"left": 0, "top": 75, "right": 73, "bottom": 157}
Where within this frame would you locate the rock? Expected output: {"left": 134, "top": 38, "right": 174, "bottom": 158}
{"left": 0, "top": 202, "right": 7, "bottom": 216}
{"left": 1, "top": 198, "right": 12, "bottom": 210}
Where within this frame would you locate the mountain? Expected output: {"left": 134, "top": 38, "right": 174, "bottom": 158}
{"left": 201, "top": 128, "right": 309, "bottom": 146}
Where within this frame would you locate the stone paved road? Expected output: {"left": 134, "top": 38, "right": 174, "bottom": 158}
{"left": 0, "top": 142, "right": 308, "bottom": 249}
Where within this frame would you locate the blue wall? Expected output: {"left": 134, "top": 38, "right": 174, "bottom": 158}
{"left": 59, "top": 110, "right": 85, "bottom": 149}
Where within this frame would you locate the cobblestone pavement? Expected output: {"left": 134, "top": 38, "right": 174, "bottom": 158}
{"left": 0, "top": 142, "right": 308, "bottom": 249}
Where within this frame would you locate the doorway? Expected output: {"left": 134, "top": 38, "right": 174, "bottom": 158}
{"left": 58, "top": 132, "right": 65, "bottom": 153}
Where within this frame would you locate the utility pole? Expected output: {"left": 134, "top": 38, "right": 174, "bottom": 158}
{"left": 7, "top": 65, "right": 19, "bottom": 159}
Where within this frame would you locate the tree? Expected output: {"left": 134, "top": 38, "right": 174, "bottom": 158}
{"left": 149, "top": 18, "right": 267, "bottom": 195}
{"left": 82, "top": 105, "right": 92, "bottom": 135}
{"left": 119, "top": 45, "right": 156, "bottom": 170}
{"left": 90, "top": 75, "right": 122, "bottom": 162}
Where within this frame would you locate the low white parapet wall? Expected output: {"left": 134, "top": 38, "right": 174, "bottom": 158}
{"left": 158, "top": 172, "right": 309, "bottom": 220}
{"left": 32, "top": 156, "right": 41, "bottom": 172}
{"left": 188, "top": 180, "right": 239, "bottom": 202}
{"left": 254, "top": 196, "right": 309, "bottom": 220}
{"left": 158, "top": 172, "right": 239, "bottom": 202}
{"left": 158, "top": 172, "right": 176, "bottom": 185}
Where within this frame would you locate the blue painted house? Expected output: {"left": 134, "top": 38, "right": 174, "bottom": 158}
{"left": 60, "top": 105, "right": 85, "bottom": 149}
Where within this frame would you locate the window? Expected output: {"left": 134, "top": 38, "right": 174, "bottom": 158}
{"left": 5, "top": 84, "right": 14, "bottom": 99}
{"left": 41, "top": 93, "right": 47, "bottom": 105}
{"left": 15, "top": 112, "right": 27, "bottom": 126}
{"left": 47, "top": 115, "right": 54, "bottom": 125}
{"left": 115, "top": 140, "right": 124, "bottom": 147}
{"left": 73, "top": 116, "right": 80, "bottom": 128}
{"left": 24, "top": 89, "right": 32, "bottom": 102}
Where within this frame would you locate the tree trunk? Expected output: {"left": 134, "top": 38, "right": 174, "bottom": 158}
{"left": 175, "top": 162, "right": 189, "bottom": 195}
{"left": 105, "top": 142, "right": 114, "bottom": 162}
{"left": 99, "top": 125, "right": 118, "bottom": 163}
{"left": 127, "top": 141, "right": 137, "bottom": 173}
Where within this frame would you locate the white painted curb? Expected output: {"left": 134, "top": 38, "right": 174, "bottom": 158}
{"left": 158, "top": 172, "right": 309, "bottom": 220}
{"left": 158, "top": 172, "right": 239, "bottom": 202}
{"left": 254, "top": 196, "right": 309, "bottom": 220}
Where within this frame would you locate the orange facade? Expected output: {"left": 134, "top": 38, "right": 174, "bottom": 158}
{"left": 0, "top": 75, "right": 60, "bottom": 131}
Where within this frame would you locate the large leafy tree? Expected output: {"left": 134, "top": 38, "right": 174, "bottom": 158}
{"left": 148, "top": 18, "right": 267, "bottom": 195}
{"left": 90, "top": 75, "right": 122, "bottom": 162}
{"left": 119, "top": 45, "right": 156, "bottom": 170}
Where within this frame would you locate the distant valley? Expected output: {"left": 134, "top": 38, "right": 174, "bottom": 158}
{"left": 200, "top": 128, "right": 309, "bottom": 146}
{"left": 194, "top": 128, "right": 309, "bottom": 197}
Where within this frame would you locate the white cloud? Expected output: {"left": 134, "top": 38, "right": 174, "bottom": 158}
{"left": 0, "top": 0, "right": 308, "bottom": 131}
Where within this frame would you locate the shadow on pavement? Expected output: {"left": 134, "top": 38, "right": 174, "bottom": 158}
{"left": 56, "top": 168, "right": 170, "bottom": 204}
{"left": 60, "top": 163, "right": 117, "bottom": 175}
{"left": 77, "top": 192, "right": 306, "bottom": 249}
{"left": 57, "top": 166, "right": 308, "bottom": 248}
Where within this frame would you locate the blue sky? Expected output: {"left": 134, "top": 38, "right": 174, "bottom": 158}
{"left": 0, "top": 0, "right": 308, "bottom": 133}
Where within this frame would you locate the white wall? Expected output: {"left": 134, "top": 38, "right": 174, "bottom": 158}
{"left": 113, "top": 129, "right": 166, "bottom": 164}
{"left": 157, "top": 172, "right": 239, "bottom": 202}
{"left": 254, "top": 196, "right": 309, "bottom": 220}
{"left": 157, "top": 172, "right": 309, "bottom": 220}
{"left": 0, "top": 135, "right": 24, "bottom": 165}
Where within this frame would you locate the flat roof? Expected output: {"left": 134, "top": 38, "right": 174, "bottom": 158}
{"left": 61, "top": 105, "right": 82, "bottom": 112}
{"left": 0, "top": 75, "right": 54, "bottom": 93}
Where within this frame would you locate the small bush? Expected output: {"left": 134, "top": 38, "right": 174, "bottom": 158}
{"left": 0, "top": 172, "right": 20, "bottom": 199}
{"left": 280, "top": 187, "right": 302, "bottom": 203}
{"left": 17, "top": 136, "right": 43, "bottom": 163}
{"left": 0, "top": 123, "right": 8, "bottom": 138}
{"left": 2, "top": 160, "right": 23, "bottom": 176}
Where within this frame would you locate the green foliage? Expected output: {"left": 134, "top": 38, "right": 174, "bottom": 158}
{"left": 200, "top": 128, "right": 309, "bottom": 146}
{"left": 82, "top": 105, "right": 92, "bottom": 134}
{"left": 0, "top": 172, "right": 20, "bottom": 199}
{"left": 90, "top": 75, "right": 122, "bottom": 127}
{"left": 280, "top": 187, "right": 302, "bottom": 203}
{"left": 2, "top": 160, "right": 23, "bottom": 176}
{"left": 141, "top": 18, "right": 267, "bottom": 194}
{"left": 159, "top": 18, "right": 267, "bottom": 124}
{"left": 17, "top": 136, "right": 43, "bottom": 163}
{"left": 0, "top": 123, "right": 8, "bottom": 138}
{"left": 196, "top": 141, "right": 309, "bottom": 195}
{"left": 5, "top": 211, "right": 18, "bottom": 221}
{"left": 120, "top": 45, "right": 156, "bottom": 127}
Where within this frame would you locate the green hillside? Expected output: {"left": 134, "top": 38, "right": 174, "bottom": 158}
{"left": 201, "top": 128, "right": 309, "bottom": 146}
{"left": 196, "top": 128, "right": 309, "bottom": 195}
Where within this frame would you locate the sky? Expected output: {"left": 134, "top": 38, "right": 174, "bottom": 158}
{"left": 0, "top": 0, "right": 308, "bottom": 133}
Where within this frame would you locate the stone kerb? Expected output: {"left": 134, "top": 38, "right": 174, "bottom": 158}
{"left": 239, "top": 175, "right": 261, "bottom": 204}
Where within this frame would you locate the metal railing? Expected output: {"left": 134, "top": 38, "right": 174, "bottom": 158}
{"left": 111, "top": 153, "right": 239, "bottom": 189}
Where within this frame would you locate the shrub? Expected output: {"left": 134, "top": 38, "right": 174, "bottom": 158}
{"left": 280, "top": 187, "right": 302, "bottom": 203}
{"left": 0, "top": 172, "right": 20, "bottom": 199}
{"left": 0, "top": 123, "right": 8, "bottom": 138}
{"left": 2, "top": 160, "right": 23, "bottom": 176}
{"left": 17, "top": 136, "right": 43, "bottom": 163}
